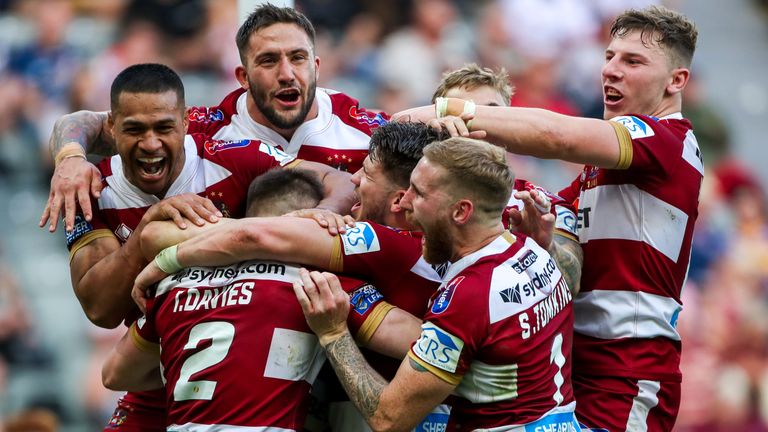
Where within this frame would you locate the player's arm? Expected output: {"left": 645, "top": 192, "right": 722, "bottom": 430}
{"left": 133, "top": 216, "right": 337, "bottom": 311}
{"left": 42, "top": 111, "right": 115, "bottom": 233}
{"left": 102, "top": 325, "right": 162, "bottom": 392}
{"left": 74, "top": 194, "right": 221, "bottom": 327}
{"left": 290, "top": 160, "right": 357, "bottom": 215}
{"left": 394, "top": 102, "right": 625, "bottom": 169}
{"left": 551, "top": 234, "right": 583, "bottom": 296}
{"left": 364, "top": 307, "right": 423, "bottom": 360}
{"left": 139, "top": 218, "right": 235, "bottom": 260}
{"left": 294, "top": 270, "right": 454, "bottom": 431}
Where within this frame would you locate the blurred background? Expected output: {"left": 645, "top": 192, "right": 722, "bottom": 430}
{"left": 0, "top": 0, "right": 766, "bottom": 430}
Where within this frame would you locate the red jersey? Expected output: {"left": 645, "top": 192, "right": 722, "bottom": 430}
{"left": 64, "top": 133, "right": 296, "bottom": 428}
{"left": 133, "top": 261, "right": 391, "bottom": 430}
{"left": 558, "top": 113, "right": 703, "bottom": 382}
{"left": 409, "top": 233, "right": 578, "bottom": 431}
{"left": 186, "top": 87, "right": 388, "bottom": 173}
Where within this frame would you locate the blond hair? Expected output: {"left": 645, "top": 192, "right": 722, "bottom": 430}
{"left": 432, "top": 63, "right": 514, "bottom": 106}
{"left": 423, "top": 137, "right": 513, "bottom": 217}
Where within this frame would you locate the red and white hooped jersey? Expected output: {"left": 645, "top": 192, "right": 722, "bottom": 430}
{"left": 64, "top": 133, "right": 296, "bottom": 424}
{"left": 558, "top": 113, "right": 703, "bottom": 382}
{"left": 408, "top": 233, "right": 576, "bottom": 431}
{"left": 187, "top": 88, "right": 388, "bottom": 173}
{"left": 133, "top": 261, "right": 391, "bottom": 431}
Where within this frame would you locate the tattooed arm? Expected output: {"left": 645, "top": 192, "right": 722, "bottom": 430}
{"left": 41, "top": 111, "right": 114, "bottom": 233}
{"left": 550, "top": 234, "right": 583, "bottom": 297}
{"left": 293, "top": 270, "right": 454, "bottom": 432}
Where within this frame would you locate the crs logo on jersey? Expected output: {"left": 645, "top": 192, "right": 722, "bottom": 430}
{"left": 413, "top": 322, "right": 464, "bottom": 373}
{"left": 340, "top": 222, "right": 381, "bottom": 255}
{"left": 349, "top": 106, "right": 387, "bottom": 128}
{"left": 612, "top": 115, "right": 655, "bottom": 139}
{"left": 188, "top": 107, "right": 224, "bottom": 123}
{"left": 350, "top": 284, "right": 383, "bottom": 315}
{"left": 204, "top": 139, "right": 251, "bottom": 155}
{"left": 431, "top": 276, "right": 464, "bottom": 314}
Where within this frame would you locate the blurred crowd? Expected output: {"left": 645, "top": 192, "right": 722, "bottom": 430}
{"left": 0, "top": 0, "right": 766, "bottom": 430}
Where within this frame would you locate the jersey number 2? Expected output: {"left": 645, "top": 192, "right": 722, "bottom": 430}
{"left": 174, "top": 321, "right": 235, "bottom": 401}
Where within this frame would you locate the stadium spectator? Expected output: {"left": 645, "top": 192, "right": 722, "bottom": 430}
{"left": 41, "top": 4, "right": 387, "bottom": 234}
{"left": 397, "top": 6, "right": 701, "bottom": 431}
{"left": 293, "top": 137, "right": 578, "bottom": 431}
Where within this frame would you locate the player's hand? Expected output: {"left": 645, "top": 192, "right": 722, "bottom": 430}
{"left": 132, "top": 260, "right": 168, "bottom": 314}
{"left": 293, "top": 268, "right": 350, "bottom": 346}
{"left": 143, "top": 193, "right": 222, "bottom": 229}
{"left": 427, "top": 114, "right": 487, "bottom": 140}
{"left": 507, "top": 189, "right": 555, "bottom": 250}
{"left": 283, "top": 208, "right": 355, "bottom": 236}
{"left": 40, "top": 157, "right": 102, "bottom": 233}
{"left": 391, "top": 104, "right": 437, "bottom": 123}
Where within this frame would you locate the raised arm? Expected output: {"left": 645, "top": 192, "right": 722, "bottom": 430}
{"left": 42, "top": 111, "right": 115, "bottom": 233}
{"left": 394, "top": 101, "right": 623, "bottom": 169}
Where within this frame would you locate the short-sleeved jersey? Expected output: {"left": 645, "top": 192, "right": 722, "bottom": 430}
{"left": 133, "top": 260, "right": 390, "bottom": 430}
{"left": 63, "top": 133, "right": 296, "bottom": 425}
{"left": 186, "top": 88, "right": 388, "bottom": 173}
{"left": 408, "top": 233, "right": 577, "bottom": 431}
{"left": 558, "top": 113, "right": 703, "bottom": 382}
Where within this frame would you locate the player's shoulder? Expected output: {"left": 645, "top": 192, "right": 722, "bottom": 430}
{"left": 187, "top": 87, "right": 244, "bottom": 125}
{"left": 322, "top": 88, "right": 389, "bottom": 132}
{"left": 609, "top": 113, "right": 691, "bottom": 141}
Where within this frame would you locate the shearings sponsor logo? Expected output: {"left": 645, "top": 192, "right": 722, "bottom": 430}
{"left": 431, "top": 276, "right": 464, "bottom": 314}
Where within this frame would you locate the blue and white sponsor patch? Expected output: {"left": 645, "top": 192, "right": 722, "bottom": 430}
{"left": 555, "top": 204, "right": 578, "bottom": 238}
{"left": 258, "top": 143, "right": 294, "bottom": 166}
{"left": 611, "top": 115, "right": 655, "bottom": 140}
{"left": 204, "top": 139, "right": 251, "bottom": 155}
{"left": 413, "top": 322, "right": 464, "bottom": 373}
{"left": 65, "top": 214, "right": 94, "bottom": 248}
{"left": 431, "top": 276, "right": 464, "bottom": 314}
{"left": 525, "top": 411, "right": 581, "bottom": 432}
{"left": 414, "top": 404, "right": 451, "bottom": 432}
{"left": 349, "top": 284, "right": 383, "bottom": 315}
{"left": 340, "top": 222, "right": 380, "bottom": 255}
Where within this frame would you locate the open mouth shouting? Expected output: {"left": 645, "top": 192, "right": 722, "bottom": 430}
{"left": 135, "top": 155, "right": 167, "bottom": 181}
{"left": 274, "top": 87, "right": 301, "bottom": 108}
{"left": 604, "top": 86, "right": 624, "bottom": 106}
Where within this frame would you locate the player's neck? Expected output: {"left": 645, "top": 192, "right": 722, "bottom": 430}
{"left": 451, "top": 223, "right": 505, "bottom": 262}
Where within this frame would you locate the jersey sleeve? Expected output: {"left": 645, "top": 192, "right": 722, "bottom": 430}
{"left": 329, "top": 222, "right": 424, "bottom": 297}
{"left": 130, "top": 316, "right": 160, "bottom": 354}
{"left": 66, "top": 195, "right": 117, "bottom": 259}
{"left": 408, "top": 270, "right": 488, "bottom": 385}
{"left": 608, "top": 114, "right": 686, "bottom": 179}
{"left": 339, "top": 276, "right": 395, "bottom": 346}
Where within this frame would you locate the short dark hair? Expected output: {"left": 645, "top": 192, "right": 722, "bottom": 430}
{"left": 236, "top": 3, "right": 316, "bottom": 66}
{"left": 368, "top": 122, "right": 448, "bottom": 189}
{"left": 110, "top": 63, "right": 185, "bottom": 112}
{"left": 611, "top": 5, "right": 698, "bottom": 68}
{"left": 432, "top": 63, "right": 514, "bottom": 106}
{"left": 246, "top": 168, "right": 324, "bottom": 217}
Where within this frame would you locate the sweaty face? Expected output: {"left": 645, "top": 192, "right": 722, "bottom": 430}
{"left": 351, "top": 156, "right": 396, "bottom": 223}
{"left": 444, "top": 84, "right": 508, "bottom": 107}
{"left": 601, "top": 30, "right": 676, "bottom": 119}
{"left": 400, "top": 158, "right": 455, "bottom": 264}
{"left": 111, "top": 91, "right": 187, "bottom": 197}
{"left": 243, "top": 23, "right": 319, "bottom": 131}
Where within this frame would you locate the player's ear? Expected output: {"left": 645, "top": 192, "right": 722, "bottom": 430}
{"left": 390, "top": 189, "right": 406, "bottom": 213}
{"left": 235, "top": 65, "right": 249, "bottom": 90}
